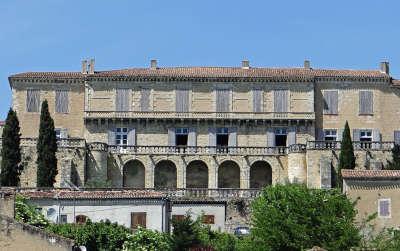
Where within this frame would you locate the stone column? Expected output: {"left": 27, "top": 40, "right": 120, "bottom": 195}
{"left": 240, "top": 157, "right": 250, "bottom": 189}
{"left": 288, "top": 152, "right": 307, "bottom": 184}
{"left": 145, "top": 156, "right": 155, "bottom": 188}
{"left": 176, "top": 157, "right": 185, "bottom": 189}
{"left": 208, "top": 156, "right": 218, "bottom": 188}
{"left": 87, "top": 142, "right": 108, "bottom": 183}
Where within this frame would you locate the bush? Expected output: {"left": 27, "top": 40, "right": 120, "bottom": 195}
{"left": 46, "top": 220, "right": 130, "bottom": 251}
{"left": 172, "top": 214, "right": 203, "bottom": 250}
{"left": 15, "top": 194, "right": 49, "bottom": 228}
{"left": 123, "top": 227, "right": 172, "bottom": 251}
{"left": 251, "top": 184, "right": 360, "bottom": 251}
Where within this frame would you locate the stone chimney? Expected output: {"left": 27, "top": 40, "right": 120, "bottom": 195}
{"left": 380, "top": 61, "right": 389, "bottom": 74}
{"left": 81, "top": 60, "right": 88, "bottom": 74}
{"left": 241, "top": 60, "right": 250, "bottom": 69}
{"left": 88, "top": 59, "right": 95, "bottom": 74}
{"left": 150, "top": 59, "right": 157, "bottom": 69}
{"left": 304, "top": 60, "right": 311, "bottom": 69}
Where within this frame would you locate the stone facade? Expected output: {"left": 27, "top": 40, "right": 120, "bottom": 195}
{"left": 6, "top": 60, "right": 399, "bottom": 189}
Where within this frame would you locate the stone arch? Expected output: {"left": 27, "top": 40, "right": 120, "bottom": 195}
{"left": 250, "top": 160, "right": 272, "bottom": 188}
{"left": 186, "top": 160, "right": 208, "bottom": 188}
{"left": 218, "top": 160, "right": 240, "bottom": 188}
{"left": 123, "top": 160, "right": 145, "bottom": 188}
{"left": 154, "top": 160, "right": 177, "bottom": 189}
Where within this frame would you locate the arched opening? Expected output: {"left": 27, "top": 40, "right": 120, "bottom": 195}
{"left": 218, "top": 161, "right": 240, "bottom": 188}
{"left": 123, "top": 160, "right": 145, "bottom": 188}
{"left": 186, "top": 160, "right": 208, "bottom": 188}
{"left": 154, "top": 160, "right": 177, "bottom": 189}
{"left": 250, "top": 161, "right": 272, "bottom": 188}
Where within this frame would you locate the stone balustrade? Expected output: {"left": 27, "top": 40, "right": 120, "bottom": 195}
{"left": 84, "top": 110, "right": 315, "bottom": 121}
{"left": 0, "top": 138, "right": 86, "bottom": 148}
{"left": 307, "top": 141, "right": 394, "bottom": 151}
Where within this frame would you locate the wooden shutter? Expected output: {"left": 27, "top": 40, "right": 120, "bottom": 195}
{"left": 287, "top": 127, "right": 296, "bottom": 146}
{"left": 253, "top": 88, "right": 262, "bottom": 112}
{"left": 116, "top": 88, "right": 130, "bottom": 111}
{"left": 26, "top": 89, "right": 40, "bottom": 112}
{"left": 131, "top": 212, "right": 146, "bottom": 230}
{"left": 394, "top": 131, "right": 400, "bottom": 145}
{"left": 216, "top": 88, "right": 230, "bottom": 112}
{"left": 172, "top": 215, "right": 185, "bottom": 222}
{"left": 188, "top": 128, "right": 197, "bottom": 147}
{"left": 127, "top": 128, "right": 136, "bottom": 146}
{"left": 359, "top": 90, "right": 373, "bottom": 114}
{"left": 274, "top": 90, "right": 288, "bottom": 112}
{"left": 228, "top": 127, "right": 237, "bottom": 147}
{"left": 55, "top": 90, "right": 69, "bottom": 113}
{"left": 176, "top": 88, "right": 189, "bottom": 112}
{"left": 140, "top": 88, "right": 151, "bottom": 112}
{"left": 267, "top": 128, "right": 275, "bottom": 147}
{"left": 202, "top": 215, "right": 215, "bottom": 224}
{"left": 108, "top": 127, "right": 116, "bottom": 145}
{"left": 323, "top": 90, "right": 338, "bottom": 114}
{"left": 168, "top": 128, "right": 176, "bottom": 146}
{"left": 320, "top": 158, "right": 331, "bottom": 189}
{"left": 353, "top": 129, "right": 361, "bottom": 141}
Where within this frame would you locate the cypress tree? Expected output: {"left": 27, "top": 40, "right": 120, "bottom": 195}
{"left": 36, "top": 100, "right": 58, "bottom": 187}
{"left": 386, "top": 144, "right": 400, "bottom": 170}
{"left": 338, "top": 121, "right": 356, "bottom": 188}
{"left": 0, "top": 108, "right": 22, "bottom": 186}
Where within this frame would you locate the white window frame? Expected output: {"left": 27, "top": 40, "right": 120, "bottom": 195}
{"left": 378, "top": 198, "right": 391, "bottom": 218}
{"left": 324, "top": 129, "right": 337, "bottom": 141}
{"left": 115, "top": 127, "right": 128, "bottom": 146}
{"left": 360, "top": 130, "right": 373, "bottom": 141}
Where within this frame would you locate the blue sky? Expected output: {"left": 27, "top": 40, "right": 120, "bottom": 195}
{"left": 0, "top": 0, "right": 399, "bottom": 119}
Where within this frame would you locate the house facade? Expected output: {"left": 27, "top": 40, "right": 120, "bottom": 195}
{"left": 7, "top": 60, "right": 400, "bottom": 189}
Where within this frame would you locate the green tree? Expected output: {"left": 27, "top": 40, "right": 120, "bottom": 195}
{"left": 0, "top": 108, "right": 22, "bottom": 186}
{"left": 386, "top": 144, "right": 400, "bottom": 170}
{"left": 338, "top": 121, "right": 356, "bottom": 188}
{"left": 251, "top": 184, "right": 360, "bottom": 251}
{"left": 123, "top": 227, "right": 172, "bottom": 251}
{"left": 36, "top": 100, "right": 58, "bottom": 187}
{"left": 171, "top": 214, "right": 202, "bottom": 251}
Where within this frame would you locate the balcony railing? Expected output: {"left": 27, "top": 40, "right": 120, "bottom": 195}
{"left": 158, "top": 188, "right": 262, "bottom": 199}
{"left": 307, "top": 141, "right": 394, "bottom": 151}
{"left": 11, "top": 138, "right": 86, "bottom": 148}
{"left": 85, "top": 111, "right": 315, "bottom": 120}
{"left": 108, "top": 145, "right": 289, "bottom": 155}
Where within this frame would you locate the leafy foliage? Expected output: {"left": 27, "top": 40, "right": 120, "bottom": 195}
{"left": 251, "top": 184, "right": 360, "bottom": 251}
{"left": 15, "top": 194, "right": 49, "bottom": 228}
{"left": 386, "top": 144, "right": 400, "bottom": 170}
{"left": 0, "top": 108, "right": 22, "bottom": 186}
{"left": 46, "top": 219, "right": 130, "bottom": 251}
{"left": 364, "top": 228, "right": 400, "bottom": 251}
{"left": 123, "top": 227, "right": 172, "bottom": 251}
{"left": 84, "top": 178, "right": 112, "bottom": 188}
{"left": 338, "top": 121, "right": 356, "bottom": 188}
{"left": 36, "top": 100, "right": 58, "bottom": 187}
{"left": 172, "top": 214, "right": 203, "bottom": 250}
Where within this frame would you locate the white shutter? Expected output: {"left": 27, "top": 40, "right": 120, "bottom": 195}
{"left": 108, "top": 127, "right": 116, "bottom": 145}
{"left": 127, "top": 128, "right": 136, "bottom": 146}
{"left": 188, "top": 128, "right": 197, "bottom": 147}
{"left": 359, "top": 91, "right": 373, "bottom": 114}
{"left": 394, "top": 131, "right": 400, "bottom": 145}
{"left": 228, "top": 127, "right": 237, "bottom": 147}
{"left": 216, "top": 88, "right": 230, "bottom": 112}
{"left": 337, "top": 129, "right": 343, "bottom": 142}
{"left": 253, "top": 88, "right": 262, "bottom": 112}
{"left": 176, "top": 89, "right": 189, "bottom": 112}
{"left": 320, "top": 158, "right": 332, "bottom": 189}
{"left": 208, "top": 128, "right": 216, "bottom": 153}
{"left": 353, "top": 129, "right": 361, "bottom": 141}
{"left": 372, "top": 129, "right": 381, "bottom": 150}
{"left": 274, "top": 90, "right": 288, "bottom": 112}
{"left": 140, "top": 88, "right": 151, "bottom": 112}
{"left": 267, "top": 128, "right": 275, "bottom": 147}
{"left": 60, "top": 128, "right": 68, "bottom": 139}
{"left": 26, "top": 89, "right": 40, "bottom": 112}
{"left": 323, "top": 90, "right": 338, "bottom": 114}
{"left": 168, "top": 128, "right": 176, "bottom": 146}
{"left": 287, "top": 127, "right": 296, "bottom": 146}
{"left": 116, "top": 88, "right": 130, "bottom": 111}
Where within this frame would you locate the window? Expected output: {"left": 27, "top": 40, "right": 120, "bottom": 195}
{"left": 275, "top": 128, "right": 287, "bottom": 147}
{"left": 324, "top": 130, "right": 337, "bottom": 141}
{"left": 176, "top": 88, "right": 189, "bottom": 112}
{"left": 55, "top": 90, "right": 69, "bottom": 113}
{"left": 172, "top": 215, "right": 185, "bottom": 222}
{"left": 175, "top": 128, "right": 189, "bottom": 147}
{"left": 216, "top": 88, "right": 230, "bottom": 112}
{"left": 378, "top": 199, "right": 391, "bottom": 218}
{"left": 395, "top": 131, "right": 400, "bottom": 146}
{"left": 26, "top": 89, "right": 40, "bottom": 112}
{"left": 116, "top": 127, "right": 128, "bottom": 146}
{"left": 323, "top": 90, "right": 338, "bottom": 114}
{"left": 274, "top": 90, "right": 288, "bottom": 113}
{"left": 360, "top": 130, "right": 372, "bottom": 142}
{"left": 253, "top": 88, "right": 263, "bottom": 112}
{"left": 116, "top": 88, "right": 130, "bottom": 111}
{"left": 55, "top": 129, "right": 61, "bottom": 140}
{"left": 202, "top": 215, "right": 215, "bottom": 224}
{"left": 216, "top": 127, "right": 229, "bottom": 148}
{"left": 60, "top": 214, "right": 68, "bottom": 223}
{"left": 140, "top": 88, "right": 151, "bottom": 112}
{"left": 76, "top": 215, "right": 88, "bottom": 224}
{"left": 359, "top": 90, "right": 373, "bottom": 115}
{"left": 131, "top": 212, "right": 146, "bottom": 230}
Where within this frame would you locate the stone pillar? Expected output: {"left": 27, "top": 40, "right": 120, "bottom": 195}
{"left": 288, "top": 152, "right": 307, "bottom": 184}
{"left": 87, "top": 143, "right": 108, "bottom": 183}
{"left": 209, "top": 157, "right": 218, "bottom": 188}
{"left": 240, "top": 158, "right": 250, "bottom": 189}
{"left": 145, "top": 156, "right": 155, "bottom": 188}
{"left": 176, "top": 158, "right": 185, "bottom": 189}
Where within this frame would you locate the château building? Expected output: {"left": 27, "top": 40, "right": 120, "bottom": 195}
{"left": 7, "top": 59, "right": 400, "bottom": 189}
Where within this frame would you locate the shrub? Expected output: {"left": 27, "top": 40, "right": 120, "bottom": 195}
{"left": 123, "top": 227, "right": 172, "bottom": 251}
{"left": 251, "top": 184, "right": 360, "bottom": 251}
{"left": 15, "top": 194, "right": 49, "bottom": 228}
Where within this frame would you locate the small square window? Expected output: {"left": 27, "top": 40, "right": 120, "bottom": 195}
{"left": 378, "top": 198, "right": 391, "bottom": 218}
{"left": 360, "top": 130, "right": 372, "bottom": 142}
{"left": 324, "top": 129, "right": 337, "bottom": 141}
{"left": 60, "top": 214, "right": 68, "bottom": 223}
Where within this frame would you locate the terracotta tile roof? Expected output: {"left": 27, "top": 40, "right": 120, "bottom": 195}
{"left": 392, "top": 79, "right": 400, "bottom": 86}
{"left": 19, "top": 189, "right": 165, "bottom": 200}
{"left": 9, "top": 66, "right": 390, "bottom": 80}
{"left": 341, "top": 169, "right": 400, "bottom": 180}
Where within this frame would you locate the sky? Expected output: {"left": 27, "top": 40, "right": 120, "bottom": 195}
{"left": 0, "top": 0, "right": 399, "bottom": 119}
